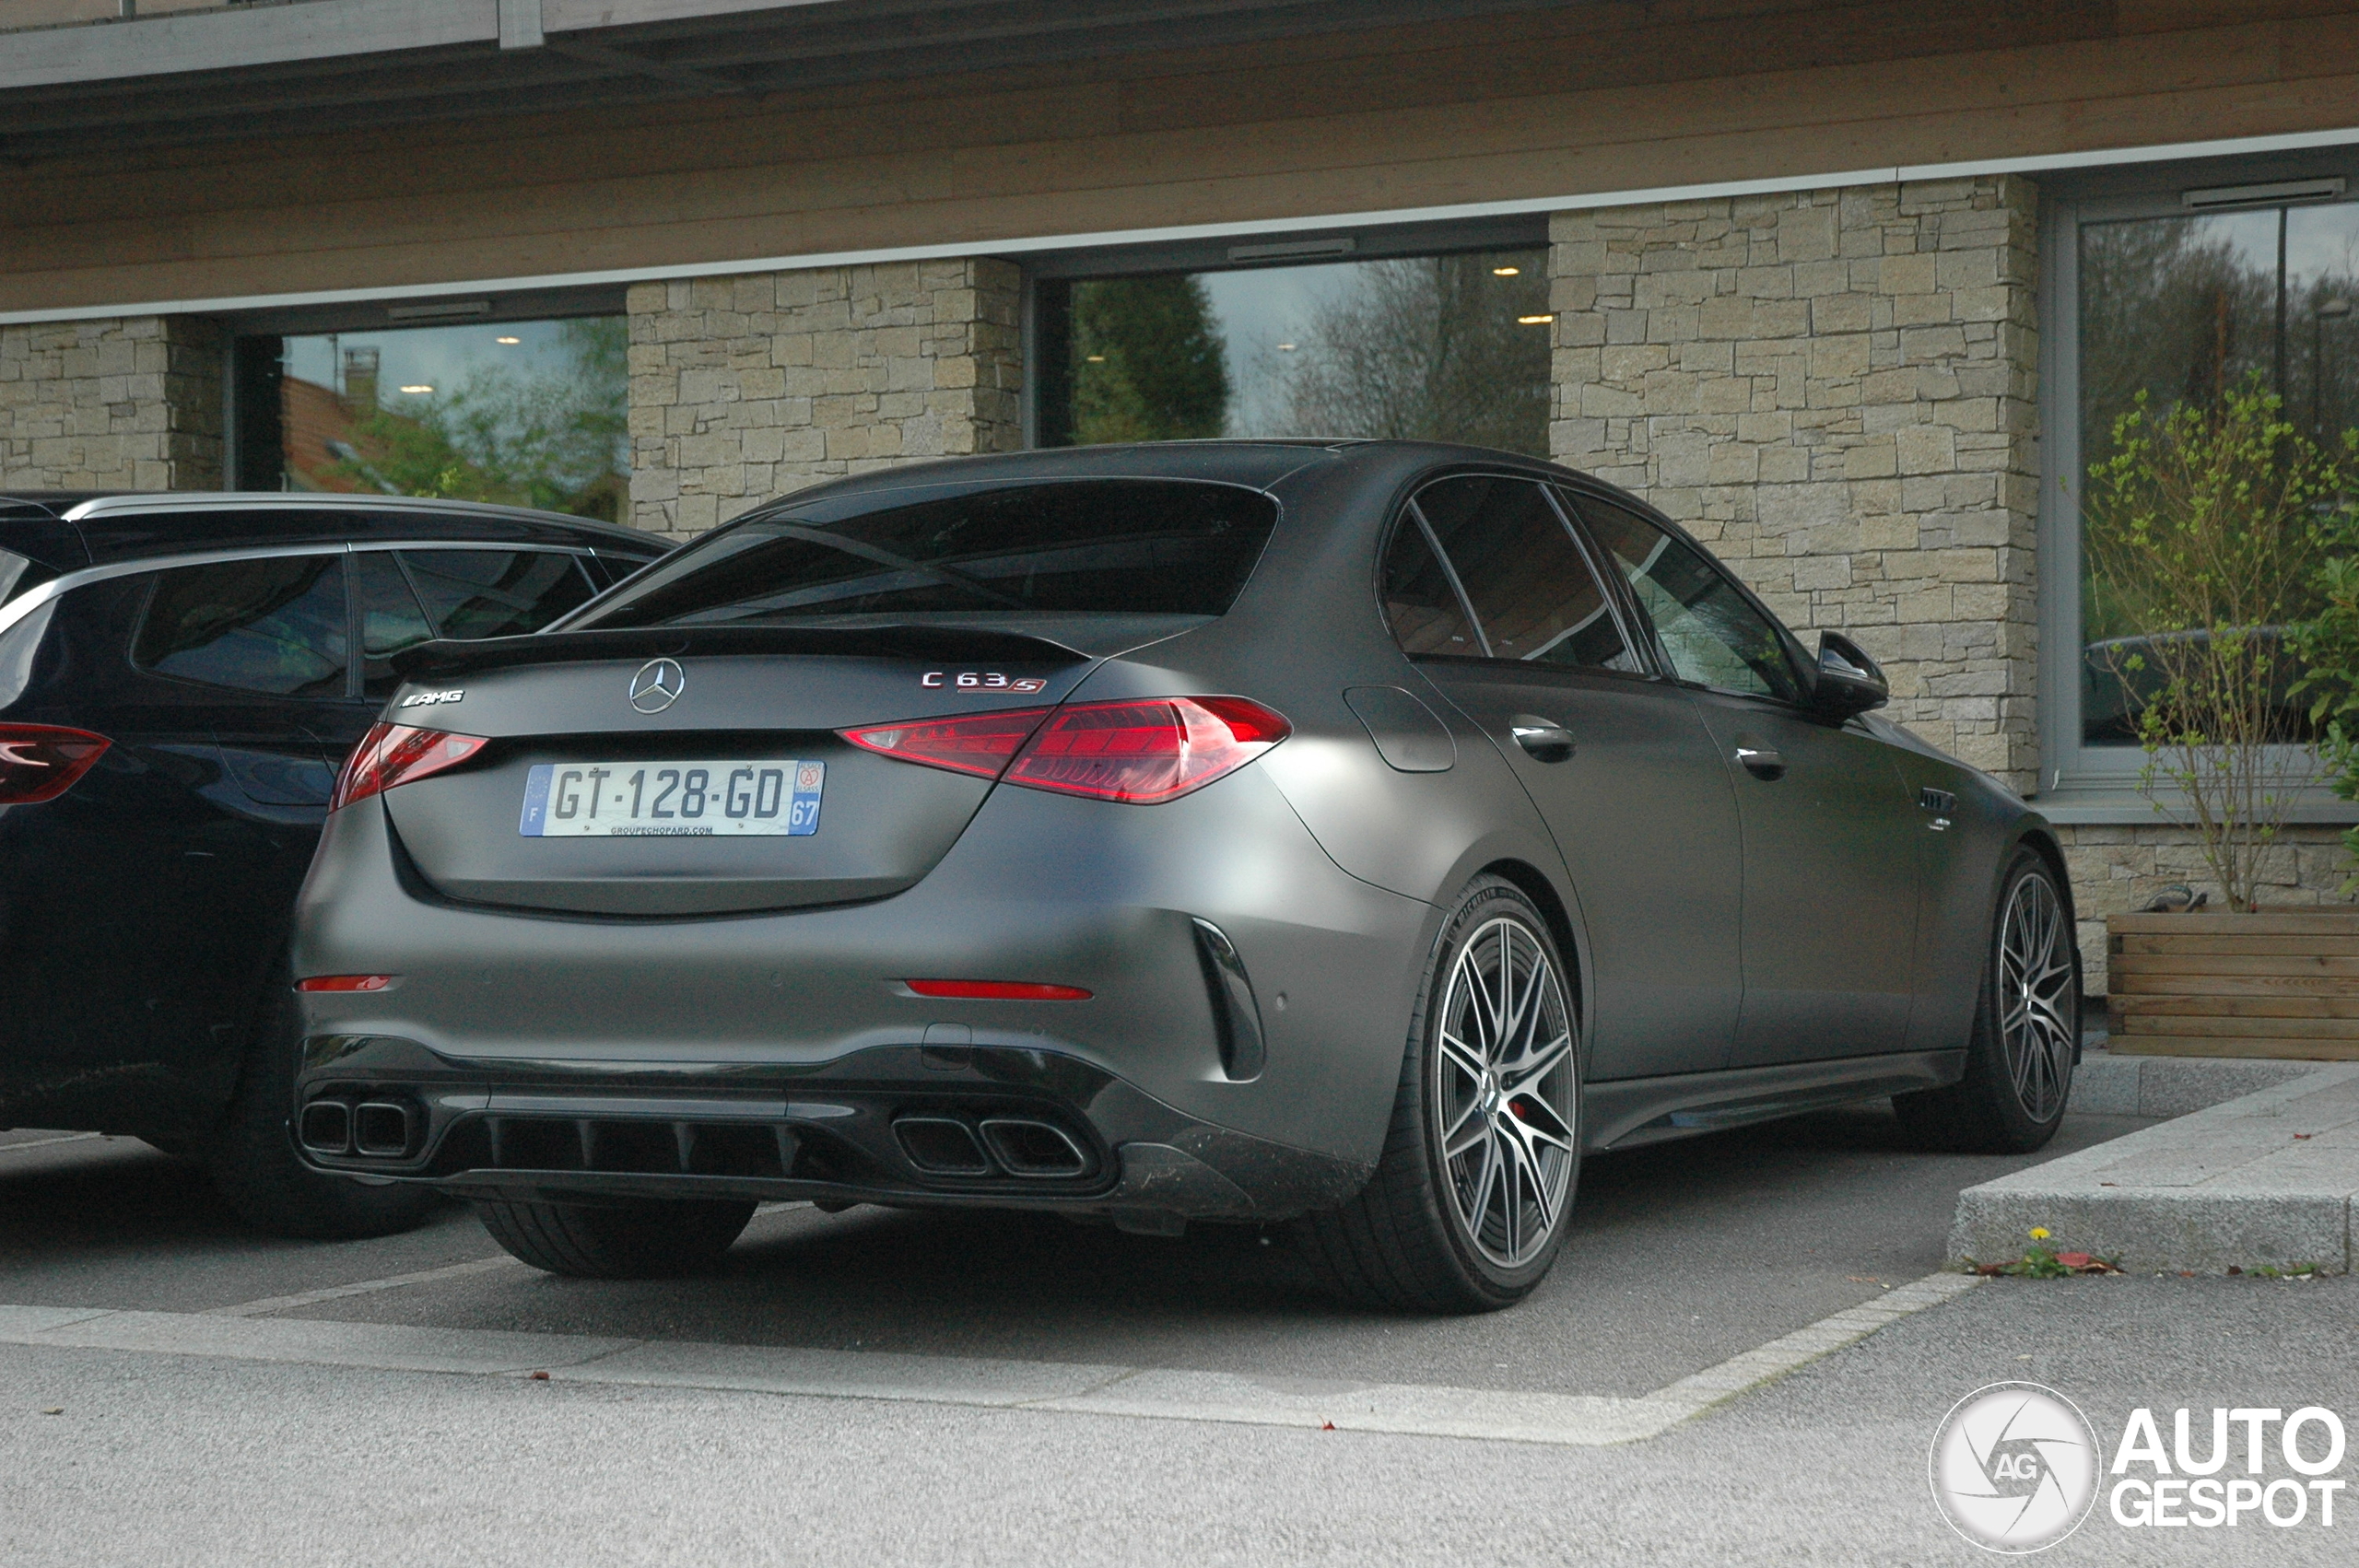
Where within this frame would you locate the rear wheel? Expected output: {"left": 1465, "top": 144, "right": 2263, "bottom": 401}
{"left": 207, "top": 971, "right": 440, "bottom": 1240}
{"left": 475, "top": 1197, "right": 757, "bottom": 1279}
{"left": 1894, "top": 848, "right": 2078, "bottom": 1154}
{"left": 1295, "top": 877, "right": 1580, "bottom": 1313}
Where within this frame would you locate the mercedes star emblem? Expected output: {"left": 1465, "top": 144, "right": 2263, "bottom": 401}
{"left": 628, "top": 658, "right": 685, "bottom": 714}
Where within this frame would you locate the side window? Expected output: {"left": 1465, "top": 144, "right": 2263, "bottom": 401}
{"left": 1572, "top": 493, "right": 1802, "bottom": 702}
{"left": 355, "top": 552, "right": 437, "bottom": 698}
{"left": 1379, "top": 515, "right": 1481, "bottom": 656}
{"left": 1413, "top": 475, "right": 1637, "bottom": 672}
{"left": 402, "top": 549, "right": 595, "bottom": 640}
{"left": 132, "top": 555, "right": 349, "bottom": 698}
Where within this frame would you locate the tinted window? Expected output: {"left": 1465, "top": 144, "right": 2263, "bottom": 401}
{"left": 355, "top": 552, "right": 437, "bottom": 697}
{"left": 133, "top": 555, "right": 349, "bottom": 698}
{"left": 1414, "top": 475, "right": 1637, "bottom": 671}
{"left": 1574, "top": 495, "right": 1800, "bottom": 701}
{"left": 1379, "top": 515, "right": 1481, "bottom": 656}
{"left": 0, "top": 549, "right": 41, "bottom": 604}
{"left": 403, "top": 549, "right": 594, "bottom": 639}
{"left": 579, "top": 480, "right": 1277, "bottom": 628}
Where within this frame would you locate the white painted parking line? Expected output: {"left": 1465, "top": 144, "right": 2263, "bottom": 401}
{"left": 0, "top": 1132, "right": 106, "bottom": 1156}
{"left": 205, "top": 1256, "right": 526, "bottom": 1317}
{"left": 0, "top": 1270, "right": 1985, "bottom": 1445}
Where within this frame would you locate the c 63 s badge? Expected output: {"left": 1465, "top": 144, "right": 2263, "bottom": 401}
{"left": 922, "top": 672, "right": 1048, "bottom": 693}
{"left": 400, "top": 688, "right": 464, "bottom": 708}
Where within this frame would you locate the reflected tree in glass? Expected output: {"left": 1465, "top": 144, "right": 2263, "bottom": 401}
{"left": 1069, "top": 275, "right": 1230, "bottom": 443}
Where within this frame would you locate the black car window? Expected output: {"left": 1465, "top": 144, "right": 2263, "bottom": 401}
{"left": 0, "top": 549, "right": 42, "bottom": 604}
{"left": 402, "top": 549, "right": 595, "bottom": 640}
{"left": 355, "top": 551, "right": 438, "bottom": 697}
{"left": 576, "top": 480, "right": 1278, "bottom": 628}
{"left": 1413, "top": 475, "right": 1637, "bottom": 672}
{"left": 1379, "top": 513, "right": 1482, "bottom": 656}
{"left": 132, "top": 555, "right": 350, "bottom": 698}
{"left": 1572, "top": 493, "right": 1802, "bottom": 702}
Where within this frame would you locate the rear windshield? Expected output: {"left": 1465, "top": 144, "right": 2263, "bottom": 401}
{"left": 574, "top": 479, "right": 1278, "bottom": 629}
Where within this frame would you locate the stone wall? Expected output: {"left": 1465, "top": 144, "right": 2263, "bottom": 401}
{"left": 625, "top": 258, "right": 1024, "bottom": 539}
{"left": 0, "top": 316, "right": 226, "bottom": 491}
{"left": 1548, "top": 177, "right": 2040, "bottom": 793}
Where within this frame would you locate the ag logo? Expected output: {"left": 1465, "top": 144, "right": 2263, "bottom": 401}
{"left": 1931, "top": 1383, "right": 2099, "bottom": 1553}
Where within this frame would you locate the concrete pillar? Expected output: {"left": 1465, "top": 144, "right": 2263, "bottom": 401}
{"left": 1548, "top": 177, "right": 2041, "bottom": 794}
{"left": 0, "top": 315, "right": 226, "bottom": 491}
{"left": 625, "top": 257, "right": 1024, "bottom": 540}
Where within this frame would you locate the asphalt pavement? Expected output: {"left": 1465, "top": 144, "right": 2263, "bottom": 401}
{"left": 4, "top": 1108, "right": 2353, "bottom": 1565}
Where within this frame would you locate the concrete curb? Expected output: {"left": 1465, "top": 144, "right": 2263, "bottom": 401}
{"left": 2068, "top": 1045, "right": 2326, "bottom": 1119}
{"left": 1953, "top": 1064, "right": 2359, "bottom": 1274}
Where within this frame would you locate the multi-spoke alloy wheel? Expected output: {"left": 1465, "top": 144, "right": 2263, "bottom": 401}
{"left": 1997, "top": 869, "right": 2075, "bottom": 1123}
{"left": 1293, "top": 877, "right": 1582, "bottom": 1312}
{"left": 1893, "top": 848, "right": 2078, "bottom": 1155}
{"left": 1432, "top": 916, "right": 1578, "bottom": 1269}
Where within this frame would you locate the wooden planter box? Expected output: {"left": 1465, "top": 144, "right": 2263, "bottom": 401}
{"left": 2107, "top": 910, "right": 2359, "bottom": 1060}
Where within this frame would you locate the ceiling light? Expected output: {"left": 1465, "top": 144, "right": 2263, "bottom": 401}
{"left": 1085, "top": 354, "right": 1106, "bottom": 363}
{"left": 1277, "top": 343, "right": 1297, "bottom": 352}
{"left": 1517, "top": 315, "right": 1555, "bottom": 325}
{"left": 1493, "top": 266, "right": 1521, "bottom": 276}
{"left": 399, "top": 384, "right": 435, "bottom": 394}
{"left": 495, "top": 335, "right": 521, "bottom": 345}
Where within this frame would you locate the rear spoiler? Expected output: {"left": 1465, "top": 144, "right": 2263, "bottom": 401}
{"left": 390, "top": 623, "right": 1091, "bottom": 680}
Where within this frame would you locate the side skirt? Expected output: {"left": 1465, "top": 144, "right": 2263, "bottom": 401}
{"left": 1582, "top": 1049, "right": 1968, "bottom": 1153}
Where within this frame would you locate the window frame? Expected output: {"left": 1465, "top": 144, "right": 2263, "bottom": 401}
{"left": 1555, "top": 479, "right": 1815, "bottom": 708}
{"left": 2039, "top": 175, "right": 2359, "bottom": 822}
{"left": 1378, "top": 468, "right": 1655, "bottom": 681}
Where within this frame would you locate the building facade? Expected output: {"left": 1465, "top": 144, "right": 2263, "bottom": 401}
{"left": 10, "top": 0, "right": 2359, "bottom": 987}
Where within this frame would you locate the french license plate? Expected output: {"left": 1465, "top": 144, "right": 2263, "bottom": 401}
{"left": 520, "top": 760, "right": 823, "bottom": 837}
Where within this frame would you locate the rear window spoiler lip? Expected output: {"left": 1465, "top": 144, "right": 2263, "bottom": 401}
{"left": 389, "top": 622, "right": 1091, "bottom": 679}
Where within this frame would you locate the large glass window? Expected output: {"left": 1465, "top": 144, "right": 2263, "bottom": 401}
{"left": 236, "top": 317, "right": 628, "bottom": 521}
{"left": 2074, "top": 198, "right": 2359, "bottom": 749}
{"left": 1036, "top": 250, "right": 1552, "bottom": 455}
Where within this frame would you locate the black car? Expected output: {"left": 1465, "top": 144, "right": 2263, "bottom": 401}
{"left": 0, "top": 491, "right": 667, "bottom": 1236}
{"left": 286, "top": 441, "right": 2080, "bottom": 1311}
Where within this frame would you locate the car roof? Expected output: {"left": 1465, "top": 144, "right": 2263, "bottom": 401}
{"left": 0, "top": 490, "right": 666, "bottom": 568}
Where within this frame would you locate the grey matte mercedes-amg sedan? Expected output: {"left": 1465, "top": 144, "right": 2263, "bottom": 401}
{"left": 288, "top": 440, "right": 2078, "bottom": 1312}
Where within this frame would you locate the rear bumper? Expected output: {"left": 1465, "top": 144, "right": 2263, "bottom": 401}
{"left": 290, "top": 767, "right": 1433, "bottom": 1217}
{"left": 292, "top": 1036, "right": 1369, "bottom": 1229}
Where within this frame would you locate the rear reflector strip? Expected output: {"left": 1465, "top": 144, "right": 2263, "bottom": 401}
{"left": 296, "top": 975, "right": 397, "bottom": 993}
{"left": 904, "top": 979, "right": 1093, "bottom": 1001}
{"left": 0, "top": 723, "right": 111, "bottom": 805}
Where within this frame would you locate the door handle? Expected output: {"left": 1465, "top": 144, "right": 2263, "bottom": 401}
{"left": 1509, "top": 717, "right": 1575, "bottom": 763}
{"left": 1733, "top": 743, "right": 1785, "bottom": 780}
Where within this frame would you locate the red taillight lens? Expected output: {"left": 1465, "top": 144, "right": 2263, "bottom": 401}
{"left": 332, "top": 723, "right": 488, "bottom": 812}
{"left": 840, "top": 707, "right": 1053, "bottom": 778}
{"left": 0, "top": 723, "right": 111, "bottom": 805}
{"left": 840, "top": 696, "right": 1288, "bottom": 805}
{"left": 905, "top": 979, "right": 1093, "bottom": 1001}
{"left": 296, "top": 975, "right": 397, "bottom": 993}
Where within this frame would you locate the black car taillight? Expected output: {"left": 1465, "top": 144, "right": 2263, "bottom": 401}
{"left": 332, "top": 722, "right": 488, "bottom": 812}
{"left": 0, "top": 723, "right": 111, "bottom": 805}
{"left": 842, "top": 696, "right": 1289, "bottom": 804}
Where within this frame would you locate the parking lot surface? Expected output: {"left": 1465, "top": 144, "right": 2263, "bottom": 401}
{"left": 5, "top": 1110, "right": 2353, "bottom": 1564}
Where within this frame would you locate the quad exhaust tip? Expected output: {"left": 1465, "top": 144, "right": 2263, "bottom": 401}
{"left": 891, "top": 1114, "right": 1093, "bottom": 1179}
{"left": 299, "top": 1097, "right": 415, "bottom": 1159}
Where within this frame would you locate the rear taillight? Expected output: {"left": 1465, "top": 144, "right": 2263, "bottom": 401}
{"left": 332, "top": 723, "right": 488, "bottom": 812}
{"left": 296, "top": 975, "right": 397, "bottom": 993}
{"left": 0, "top": 723, "right": 111, "bottom": 805}
{"left": 841, "top": 696, "right": 1288, "bottom": 805}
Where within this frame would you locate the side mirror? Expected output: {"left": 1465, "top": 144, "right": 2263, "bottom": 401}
{"left": 1810, "top": 631, "right": 1889, "bottom": 719}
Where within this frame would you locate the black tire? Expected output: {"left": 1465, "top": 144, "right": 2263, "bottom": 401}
{"left": 1894, "top": 848, "right": 2080, "bottom": 1154}
{"left": 206, "top": 972, "right": 441, "bottom": 1240}
{"left": 475, "top": 1197, "right": 757, "bottom": 1279}
{"left": 1294, "top": 876, "right": 1581, "bottom": 1313}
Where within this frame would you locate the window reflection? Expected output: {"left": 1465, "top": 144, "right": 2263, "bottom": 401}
{"left": 1038, "top": 250, "right": 1552, "bottom": 456}
{"left": 2077, "top": 202, "right": 2359, "bottom": 744}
